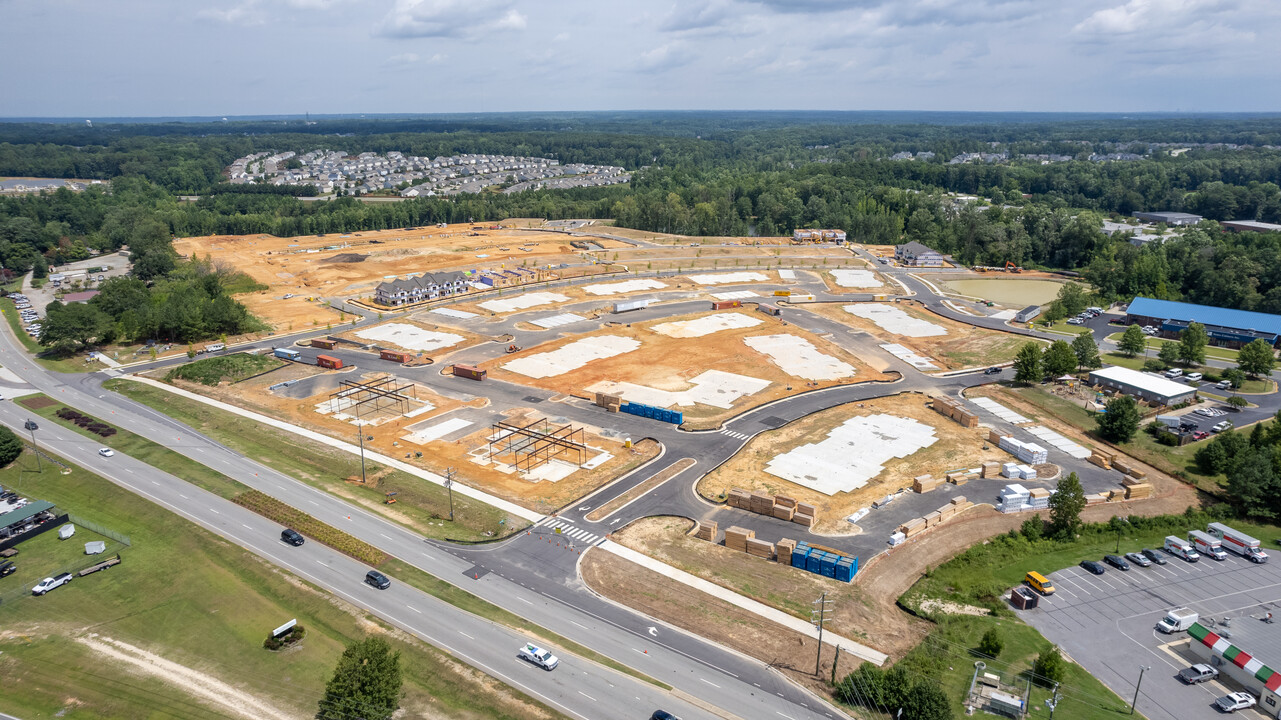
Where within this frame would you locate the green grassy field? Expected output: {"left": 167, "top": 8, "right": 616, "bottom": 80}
{"left": 1104, "top": 332, "right": 1241, "bottom": 362}
{"left": 104, "top": 380, "right": 521, "bottom": 542}
{"left": 0, "top": 449, "right": 569, "bottom": 720}
{"left": 165, "top": 352, "right": 283, "bottom": 385}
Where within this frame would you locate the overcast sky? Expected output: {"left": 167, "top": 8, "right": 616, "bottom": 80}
{"left": 2, "top": 0, "right": 1278, "bottom": 117}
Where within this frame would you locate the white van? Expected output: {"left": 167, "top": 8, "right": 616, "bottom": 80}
{"left": 1165, "top": 535, "right": 1200, "bottom": 562}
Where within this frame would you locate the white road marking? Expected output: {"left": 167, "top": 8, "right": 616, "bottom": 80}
{"left": 578, "top": 691, "right": 596, "bottom": 702}
{"left": 700, "top": 678, "right": 721, "bottom": 688}
{"left": 408, "top": 605, "right": 421, "bottom": 613}
{"left": 209, "top": 508, "right": 219, "bottom": 514}
{"left": 458, "top": 631, "right": 473, "bottom": 639}
{"left": 177, "top": 493, "right": 188, "bottom": 499}
{"left": 518, "top": 596, "right": 533, "bottom": 605}
{"left": 571, "top": 621, "right": 588, "bottom": 629}
{"left": 380, "top": 533, "right": 393, "bottom": 540}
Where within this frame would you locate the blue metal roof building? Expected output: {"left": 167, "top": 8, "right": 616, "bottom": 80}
{"left": 1126, "top": 297, "right": 1281, "bottom": 347}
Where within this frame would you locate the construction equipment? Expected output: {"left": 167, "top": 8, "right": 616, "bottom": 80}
{"left": 506, "top": 344, "right": 521, "bottom": 353}
{"left": 384, "top": 492, "right": 398, "bottom": 505}
{"left": 1004, "top": 261, "right": 1023, "bottom": 273}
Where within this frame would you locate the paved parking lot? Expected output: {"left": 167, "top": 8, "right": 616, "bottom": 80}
{"left": 1019, "top": 547, "right": 1281, "bottom": 720}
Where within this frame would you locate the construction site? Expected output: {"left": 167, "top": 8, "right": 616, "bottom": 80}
{"left": 481, "top": 307, "right": 893, "bottom": 428}
{"left": 805, "top": 299, "right": 1030, "bottom": 370}
{"left": 698, "top": 393, "right": 1010, "bottom": 532}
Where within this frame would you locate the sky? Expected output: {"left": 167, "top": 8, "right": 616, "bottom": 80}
{"left": 2, "top": 0, "right": 1279, "bottom": 116}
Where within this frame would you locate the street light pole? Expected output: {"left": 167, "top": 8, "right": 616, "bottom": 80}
{"left": 25, "top": 419, "right": 41, "bottom": 473}
{"left": 445, "top": 467, "right": 455, "bottom": 521}
{"left": 1131, "top": 665, "right": 1149, "bottom": 715}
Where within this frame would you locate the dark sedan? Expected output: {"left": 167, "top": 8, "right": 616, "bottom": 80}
{"left": 1080, "top": 560, "right": 1106, "bottom": 575}
{"left": 1141, "top": 548, "right": 1168, "bottom": 565}
{"left": 1104, "top": 554, "right": 1131, "bottom": 571}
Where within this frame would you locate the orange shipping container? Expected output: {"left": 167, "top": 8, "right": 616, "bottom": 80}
{"left": 316, "top": 354, "right": 343, "bottom": 370}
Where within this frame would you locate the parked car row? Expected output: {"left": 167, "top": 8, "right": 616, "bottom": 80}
{"left": 10, "top": 293, "right": 41, "bottom": 337}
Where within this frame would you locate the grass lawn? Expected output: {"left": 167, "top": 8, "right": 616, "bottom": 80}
{"left": 1105, "top": 333, "right": 1241, "bottom": 362}
{"left": 935, "top": 333, "right": 1027, "bottom": 369}
{"left": 0, "top": 448, "right": 568, "bottom": 720}
{"left": 165, "top": 352, "right": 283, "bottom": 385}
{"left": 104, "top": 379, "right": 521, "bottom": 542}
{"left": 22, "top": 395, "right": 248, "bottom": 500}
{"left": 0, "top": 299, "right": 95, "bottom": 373}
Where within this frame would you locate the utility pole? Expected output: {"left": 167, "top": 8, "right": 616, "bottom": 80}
{"left": 1048, "top": 682, "right": 1061, "bottom": 720}
{"left": 1131, "top": 665, "right": 1149, "bottom": 715}
{"left": 353, "top": 402, "right": 368, "bottom": 485}
{"left": 24, "top": 419, "right": 41, "bottom": 473}
{"left": 445, "top": 467, "right": 456, "bottom": 521}
{"left": 811, "top": 592, "right": 832, "bottom": 676}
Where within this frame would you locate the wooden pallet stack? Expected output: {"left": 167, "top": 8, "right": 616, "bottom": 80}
{"left": 749, "top": 492, "right": 775, "bottom": 515}
{"left": 727, "top": 489, "right": 751, "bottom": 509}
{"left": 898, "top": 496, "right": 974, "bottom": 539}
{"left": 693, "top": 520, "right": 717, "bottom": 541}
{"left": 724, "top": 526, "right": 754, "bottom": 552}
{"left": 931, "top": 396, "right": 978, "bottom": 428}
{"left": 725, "top": 488, "right": 819, "bottom": 527}
{"left": 913, "top": 474, "right": 941, "bottom": 493}
{"left": 1112, "top": 458, "right": 1145, "bottom": 478}
{"left": 981, "top": 462, "right": 1001, "bottom": 479}
{"left": 898, "top": 518, "right": 926, "bottom": 538}
{"left": 989, "top": 429, "right": 1004, "bottom": 444}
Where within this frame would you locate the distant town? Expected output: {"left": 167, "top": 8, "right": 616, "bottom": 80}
{"left": 226, "top": 150, "right": 631, "bottom": 197}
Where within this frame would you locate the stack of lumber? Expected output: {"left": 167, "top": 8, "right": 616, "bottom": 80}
{"left": 594, "top": 392, "right": 622, "bottom": 410}
{"left": 1084, "top": 493, "right": 1107, "bottom": 505}
{"left": 745, "top": 537, "right": 775, "bottom": 559}
{"left": 989, "top": 429, "right": 1004, "bottom": 444}
{"left": 898, "top": 518, "right": 926, "bottom": 538}
{"left": 932, "top": 396, "right": 978, "bottom": 428}
{"left": 749, "top": 492, "right": 774, "bottom": 515}
{"left": 981, "top": 462, "right": 1001, "bottom": 479}
{"left": 793, "top": 502, "right": 816, "bottom": 527}
{"left": 1121, "top": 476, "right": 1152, "bottom": 500}
{"left": 922, "top": 510, "right": 942, "bottom": 527}
{"left": 693, "top": 521, "right": 717, "bottom": 541}
{"left": 1088, "top": 449, "right": 1114, "bottom": 470}
{"left": 724, "top": 526, "right": 754, "bottom": 552}
{"left": 1113, "top": 458, "right": 1145, "bottom": 478}
{"left": 727, "top": 489, "right": 751, "bottom": 509}
{"left": 913, "top": 474, "right": 940, "bottom": 493}
{"left": 772, "top": 504, "right": 795, "bottom": 521}
{"left": 946, "top": 471, "right": 979, "bottom": 485}
{"left": 776, "top": 538, "right": 796, "bottom": 563}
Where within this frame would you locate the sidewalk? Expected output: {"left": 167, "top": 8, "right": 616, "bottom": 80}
{"left": 120, "top": 375, "right": 543, "bottom": 522}
{"left": 600, "top": 540, "right": 888, "bottom": 665}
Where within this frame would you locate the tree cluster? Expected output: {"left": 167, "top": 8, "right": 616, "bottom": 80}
{"left": 1194, "top": 413, "right": 1281, "bottom": 520}
{"left": 835, "top": 663, "right": 953, "bottom": 720}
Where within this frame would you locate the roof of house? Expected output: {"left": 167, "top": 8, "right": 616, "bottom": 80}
{"left": 1088, "top": 366, "right": 1196, "bottom": 398}
{"left": 1127, "top": 297, "right": 1281, "bottom": 336}
{"left": 897, "top": 241, "right": 940, "bottom": 255}
{"left": 61, "top": 290, "right": 100, "bottom": 303}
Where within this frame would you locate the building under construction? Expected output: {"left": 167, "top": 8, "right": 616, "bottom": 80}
{"left": 328, "top": 375, "right": 418, "bottom": 422}
{"left": 487, "top": 418, "right": 587, "bottom": 473}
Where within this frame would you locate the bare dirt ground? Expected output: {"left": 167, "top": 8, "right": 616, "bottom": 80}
{"left": 804, "top": 300, "right": 1030, "bottom": 370}
{"left": 173, "top": 224, "right": 590, "bottom": 302}
{"left": 605, "top": 245, "right": 862, "bottom": 274}
{"left": 481, "top": 308, "right": 893, "bottom": 429}
{"left": 581, "top": 549, "right": 866, "bottom": 703}
{"left": 698, "top": 393, "right": 1008, "bottom": 532}
{"left": 591, "top": 224, "right": 791, "bottom": 246}
{"left": 237, "top": 291, "right": 352, "bottom": 333}
{"left": 78, "top": 635, "right": 302, "bottom": 720}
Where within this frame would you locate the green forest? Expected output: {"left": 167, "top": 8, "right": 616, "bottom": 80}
{"left": 4, "top": 112, "right": 1281, "bottom": 333}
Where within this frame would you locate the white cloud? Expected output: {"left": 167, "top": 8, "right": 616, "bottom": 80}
{"left": 378, "top": 0, "right": 528, "bottom": 38}
{"left": 196, "top": 1, "right": 266, "bottom": 25}
{"left": 1074, "top": 0, "right": 1231, "bottom": 35}
{"left": 659, "top": 1, "right": 735, "bottom": 32}
{"left": 637, "top": 43, "right": 694, "bottom": 72}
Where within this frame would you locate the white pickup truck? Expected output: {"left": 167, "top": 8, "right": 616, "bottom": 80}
{"left": 32, "top": 572, "right": 73, "bottom": 596}
{"left": 518, "top": 643, "right": 559, "bottom": 671}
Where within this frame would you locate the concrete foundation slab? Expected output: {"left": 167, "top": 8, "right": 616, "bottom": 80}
{"left": 586, "top": 369, "right": 770, "bottom": 409}
{"left": 969, "top": 397, "right": 1029, "bottom": 424}
{"left": 430, "top": 308, "right": 479, "bottom": 320}
{"left": 764, "top": 413, "right": 938, "bottom": 495}
{"left": 651, "top": 312, "right": 763, "bottom": 338}
{"left": 844, "top": 304, "right": 946, "bottom": 337}
{"left": 743, "top": 334, "right": 856, "bottom": 381}
{"left": 355, "top": 323, "right": 464, "bottom": 352}
{"left": 479, "top": 292, "right": 569, "bottom": 313}
{"left": 687, "top": 272, "right": 768, "bottom": 285}
{"left": 401, "top": 417, "right": 474, "bottom": 445}
{"left": 583, "top": 279, "right": 667, "bottom": 295}
{"left": 830, "top": 269, "right": 882, "bottom": 288}
{"left": 880, "top": 343, "right": 939, "bottom": 370}
{"left": 530, "top": 313, "right": 587, "bottom": 329}
{"left": 711, "top": 290, "right": 758, "bottom": 300}
{"left": 503, "top": 336, "right": 641, "bottom": 378}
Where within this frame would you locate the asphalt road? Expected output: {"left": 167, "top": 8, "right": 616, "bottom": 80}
{"left": 0, "top": 402, "right": 713, "bottom": 720}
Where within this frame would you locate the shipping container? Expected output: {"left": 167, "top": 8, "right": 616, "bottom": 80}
{"left": 453, "top": 364, "right": 486, "bottom": 381}
{"left": 710, "top": 300, "right": 742, "bottom": 310}
{"left": 316, "top": 354, "right": 343, "bottom": 370}
{"left": 311, "top": 338, "right": 337, "bottom": 349}
{"left": 380, "top": 349, "right": 412, "bottom": 363}
{"left": 756, "top": 303, "right": 781, "bottom": 316}
{"left": 273, "top": 348, "right": 301, "bottom": 361}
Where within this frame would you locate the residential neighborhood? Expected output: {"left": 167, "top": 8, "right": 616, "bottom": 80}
{"left": 225, "top": 150, "right": 630, "bottom": 197}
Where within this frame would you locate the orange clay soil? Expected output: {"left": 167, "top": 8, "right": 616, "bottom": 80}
{"left": 698, "top": 392, "right": 1008, "bottom": 533}
{"left": 479, "top": 308, "right": 894, "bottom": 429}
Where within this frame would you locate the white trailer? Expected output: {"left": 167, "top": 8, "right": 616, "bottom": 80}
{"left": 1156, "top": 607, "right": 1199, "bottom": 634}
{"left": 1207, "top": 522, "right": 1269, "bottom": 563}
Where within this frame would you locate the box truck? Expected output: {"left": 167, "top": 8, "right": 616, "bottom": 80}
{"left": 1156, "top": 607, "right": 1199, "bottom": 634}
{"left": 1164, "top": 535, "right": 1200, "bottom": 562}
{"left": 1188, "top": 530, "right": 1228, "bottom": 561}
{"left": 1206, "top": 523, "right": 1268, "bottom": 563}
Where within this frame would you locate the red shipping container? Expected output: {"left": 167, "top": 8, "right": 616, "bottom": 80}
{"left": 316, "top": 354, "right": 343, "bottom": 369}
{"left": 380, "top": 350, "right": 411, "bottom": 363}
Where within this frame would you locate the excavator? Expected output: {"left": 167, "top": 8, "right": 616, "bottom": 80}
{"left": 1004, "top": 261, "right": 1023, "bottom": 273}
{"left": 505, "top": 344, "right": 522, "bottom": 353}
